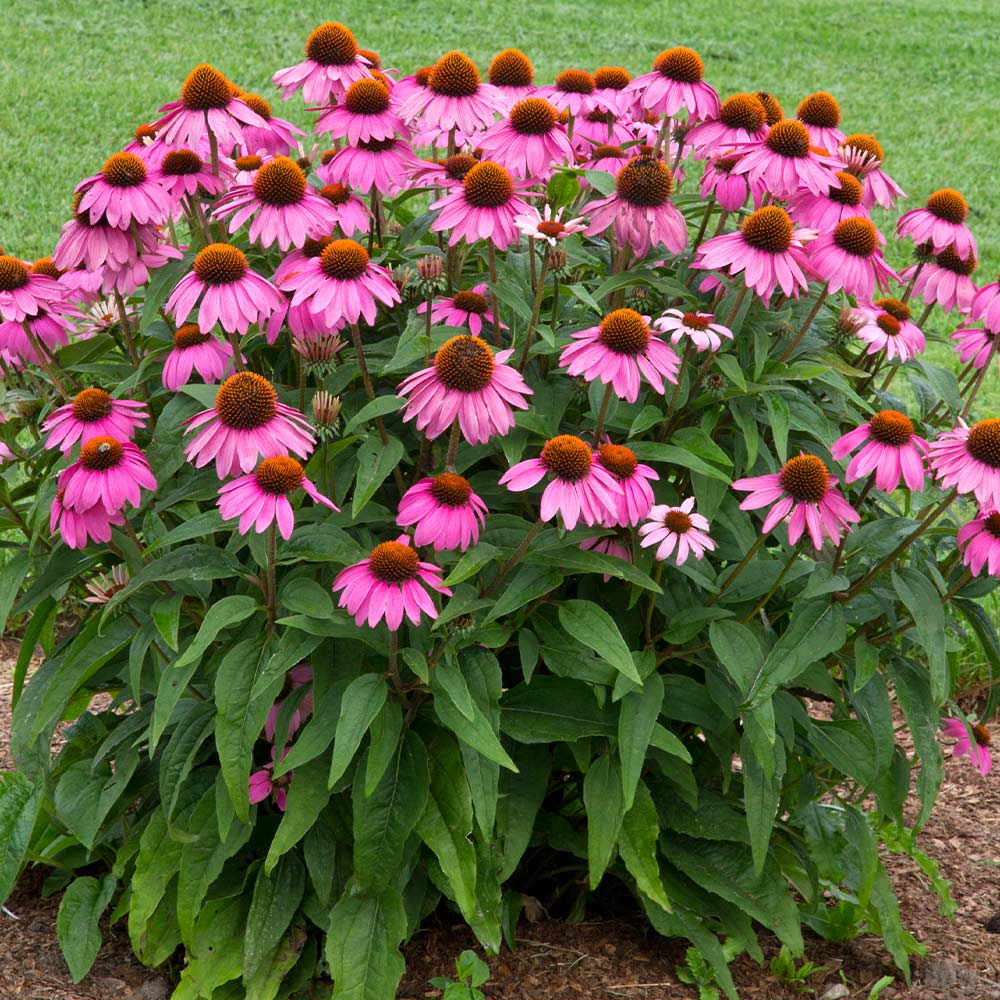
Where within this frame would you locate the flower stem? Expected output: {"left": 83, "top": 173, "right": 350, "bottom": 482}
{"left": 265, "top": 523, "right": 277, "bottom": 631}
{"left": 481, "top": 518, "right": 545, "bottom": 598}
{"left": 742, "top": 542, "right": 801, "bottom": 623}
{"left": 387, "top": 629, "right": 401, "bottom": 692}
{"left": 724, "top": 284, "right": 749, "bottom": 328}
{"left": 652, "top": 115, "right": 671, "bottom": 159}
{"left": 593, "top": 383, "right": 615, "bottom": 443}
{"left": 779, "top": 282, "right": 829, "bottom": 363}
{"left": 206, "top": 115, "right": 220, "bottom": 177}
{"left": 487, "top": 243, "right": 501, "bottom": 343}
{"left": 661, "top": 341, "right": 694, "bottom": 430}
{"left": 113, "top": 289, "right": 141, "bottom": 369}
{"left": 445, "top": 419, "right": 461, "bottom": 472}
{"left": 941, "top": 567, "right": 973, "bottom": 603}
{"left": 917, "top": 302, "right": 934, "bottom": 327}
{"left": 707, "top": 532, "right": 766, "bottom": 604}
{"left": 518, "top": 248, "right": 551, "bottom": 371}
{"left": 23, "top": 325, "right": 72, "bottom": 398}
{"left": 691, "top": 197, "right": 716, "bottom": 252}
{"left": 832, "top": 473, "right": 876, "bottom": 572}
{"left": 226, "top": 330, "right": 246, "bottom": 372}
{"left": 644, "top": 560, "right": 664, "bottom": 646}
{"left": 901, "top": 260, "right": 925, "bottom": 304}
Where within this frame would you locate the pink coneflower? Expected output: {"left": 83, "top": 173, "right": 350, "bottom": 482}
{"left": 897, "top": 189, "right": 976, "bottom": 260}
{"left": 591, "top": 66, "right": 634, "bottom": 115}
{"left": 626, "top": 47, "right": 719, "bottom": 121}
{"left": 125, "top": 123, "right": 161, "bottom": 160}
{"left": 100, "top": 232, "right": 182, "bottom": 299}
{"left": 941, "top": 718, "right": 992, "bottom": 777}
{"left": 958, "top": 511, "right": 1000, "bottom": 579}
{"left": 560, "top": 308, "right": 680, "bottom": 403}
{"left": 154, "top": 64, "right": 265, "bottom": 151}
{"left": 787, "top": 170, "right": 869, "bottom": 231}
{"left": 653, "top": 309, "right": 734, "bottom": 353}
{"left": 218, "top": 455, "right": 336, "bottom": 539}
{"left": 578, "top": 143, "right": 631, "bottom": 177}
{"left": 699, "top": 152, "right": 762, "bottom": 212}
{"left": 730, "top": 119, "right": 842, "bottom": 197}
{"left": 235, "top": 92, "right": 305, "bottom": 156}
{"left": 166, "top": 243, "right": 285, "bottom": 335}
{"left": 487, "top": 48, "right": 536, "bottom": 107}
{"left": 399, "top": 50, "right": 504, "bottom": 135}
{"left": 184, "top": 371, "right": 316, "bottom": 477}
{"left": 397, "top": 334, "right": 531, "bottom": 444}
{"left": 50, "top": 483, "right": 125, "bottom": 549}
{"left": 313, "top": 77, "right": 408, "bottom": 145}
{"left": 795, "top": 91, "right": 845, "bottom": 152}
{"left": 499, "top": 434, "right": 621, "bottom": 530}
{"left": 536, "top": 69, "right": 599, "bottom": 117}
{"left": 74, "top": 151, "right": 169, "bottom": 228}
{"left": 416, "top": 284, "right": 504, "bottom": 335}
{"left": 0, "top": 255, "right": 65, "bottom": 322}
{"left": 162, "top": 324, "right": 239, "bottom": 391}
{"left": 60, "top": 436, "right": 156, "bottom": 515}
{"left": 316, "top": 183, "right": 372, "bottom": 237}
{"left": 585, "top": 155, "right": 687, "bottom": 257}
{"left": 478, "top": 98, "right": 573, "bottom": 179}
{"left": 249, "top": 747, "right": 293, "bottom": 812}
{"left": 273, "top": 22, "right": 372, "bottom": 103}
{"left": 42, "top": 388, "right": 148, "bottom": 453}
{"left": 83, "top": 564, "right": 130, "bottom": 605}
{"left": 685, "top": 93, "right": 768, "bottom": 154}
{"left": 951, "top": 325, "right": 998, "bottom": 370}
{"left": 212, "top": 156, "right": 339, "bottom": 252}
{"left": 930, "top": 419, "right": 1000, "bottom": 511}
{"left": 579, "top": 534, "right": 632, "bottom": 579}
{"left": 157, "top": 148, "right": 228, "bottom": 207}
{"left": 852, "top": 298, "right": 925, "bottom": 362}
{"left": 832, "top": 409, "right": 929, "bottom": 492}
{"left": 902, "top": 245, "right": 978, "bottom": 314}
{"left": 514, "top": 204, "right": 587, "bottom": 246}
{"left": 278, "top": 238, "right": 400, "bottom": 327}
{"left": 808, "top": 217, "right": 899, "bottom": 300}
{"left": 409, "top": 152, "right": 480, "bottom": 189}
{"left": 333, "top": 534, "right": 452, "bottom": 629}
{"left": 318, "top": 137, "right": 419, "bottom": 196}
{"left": 969, "top": 280, "right": 1000, "bottom": 334}
{"left": 0, "top": 310, "right": 75, "bottom": 367}
{"left": 572, "top": 113, "right": 634, "bottom": 152}
{"left": 430, "top": 161, "right": 532, "bottom": 251}
{"left": 230, "top": 152, "right": 268, "bottom": 185}
{"left": 694, "top": 205, "right": 816, "bottom": 304}
{"left": 396, "top": 473, "right": 488, "bottom": 551}
{"left": 733, "top": 454, "right": 860, "bottom": 550}
{"left": 265, "top": 664, "right": 314, "bottom": 742}
{"left": 53, "top": 194, "right": 143, "bottom": 274}
{"left": 638, "top": 498, "right": 716, "bottom": 565}
{"left": 838, "top": 134, "right": 905, "bottom": 209}
{"left": 594, "top": 443, "right": 658, "bottom": 526}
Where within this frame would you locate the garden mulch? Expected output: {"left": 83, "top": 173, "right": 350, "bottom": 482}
{"left": 1, "top": 641, "right": 997, "bottom": 1000}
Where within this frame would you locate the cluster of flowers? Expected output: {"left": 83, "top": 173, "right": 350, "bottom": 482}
{"left": 2, "top": 23, "right": 994, "bottom": 777}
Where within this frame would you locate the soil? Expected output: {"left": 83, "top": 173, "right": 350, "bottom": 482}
{"left": 1, "top": 641, "right": 998, "bottom": 1000}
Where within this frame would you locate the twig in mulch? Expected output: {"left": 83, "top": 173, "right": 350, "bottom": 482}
{"left": 2, "top": 904, "right": 19, "bottom": 919}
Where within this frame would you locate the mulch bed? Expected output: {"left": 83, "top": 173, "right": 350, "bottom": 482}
{"left": 1, "top": 641, "right": 997, "bottom": 1000}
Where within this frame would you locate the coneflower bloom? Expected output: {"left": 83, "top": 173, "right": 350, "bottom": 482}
{"left": 579, "top": 143, "right": 631, "bottom": 178}
{"left": 231, "top": 152, "right": 267, "bottom": 185}
{"left": 513, "top": 204, "right": 587, "bottom": 246}
{"left": 396, "top": 473, "right": 488, "bottom": 551}
{"left": 941, "top": 718, "right": 992, "bottom": 776}
{"left": 536, "top": 69, "right": 598, "bottom": 117}
{"left": 333, "top": 534, "right": 452, "bottom": 629}
{"left": 272, "top": 22, "right": 372, "bottom": 103}
{"left": 626, "top": 47, "right": 719, "bottom": 121}
{"left": 278, "top": 238, "right": 400, "bottom": 327}
{"left": 184, "top": 371, "right": 316, "bottom": 477}
{"left": 699, "top": 152, "right": 762, "bottom": 212}
{"left": 317, "top": 183, "right": 371, "bottom": 237}
{"left": 585, "top": 155, "right": 687, "bottom": 257}
{"left": 808, "top": 217, "right": 900, "bottom": 300}
{"left": 154, "top": 64, "right": 265, "bottom": 152}
{"left": 733, "top": 454, "right": 860, "bottom": 550}
{"left": 0, "top": 254, "right": 66, "bottom": 322}
{"left": 592, "top": 66, "right": 634, "bottom": 115}
{"left": 212, "top": 156, "right": 339, "bottom": 251}
{"left": 313, "top": 77, "right": 409, "bottom": 144}
{"left": 969, "top": 280, "right": 1000, "bottom": 334}
{"left": 42, "top": 388, "right": 148, "bottom": 453}
{"left": 235, "top": 92, "right": 305, "bottom": 156}
{"left": 409, "top": 152, "right": 480, "bottom": 189}
{"left": 397, "top": 334, "right": 532, "bottom": 444}
{"left": 951, "top": 325, "right": 998, "bottom": 370}
{"left": 787, "top": 170, "right": 869, "bottom": 231}
{"left": 653, "top": 309, "right": 734, "bottom": 353}
{"left": 399, "top": 50, "right": 504, "bottom": 135}
{"left": 838, "top": 134, "right": 905, "bottom": 209}
{"left": 0, "top": 441, "right": 12, "bottom": 465}
{"left": 125, "top": 122, "right": 161, "bottom": 160}
{"left": 499, "top": 434, "right": 621, "bottom": 530}
{"left": 162, "top": 324, "right": 240, "bottom": 391}
{"left": 478, "top": 98, "right": 573, "bottom": 179}
{"left": 264, "top": 664, "right": 314, "bottom": 742}
{"left": 416, "top": 284, "right": 504, "bottom": 335}
{"left": 74, "top": 151, "right": 169, "bottom": 228}
{"left": 930, "top": 419, "right": 1000, "bottom": 511}
{"left": 852, "top": 298, "right": 925, "bottom": 362}
{"left": 99, "top": 231, "right": 182, "bottom": 299}
{"left": 832, "top": 410, "right": 929, "bottom": 492}
{"left": 560, "top": 308, "right": 680, "bottom": 403}
{"left": 430, "top": 161, "right": 532, "bottom": 250}
{"left": 50, "top": 483, "right": 125, "bottom": 549}
{"left": 166, "top": 243, "right": 285, "bottom": 335}
{"left": 694, "top": 205, "right": 816, "bottom": 303}
{"left": 684, "top": 93, "right": 768, "bottom": 154}
{"left": 487, "top": 48, "right": 536, "bottom": 107}
{"left": 218, "top": 455, "right": 336, "bottom": 539}
{"left": 795, "top": 91, "right": 845, "bottom": 151}
{"left": 897, "top": 188, "right": 976, "bottom": 260}
{"left": 730, "top": 119, "right": 842, "bottom": 197}
{"left": 958, "top": 512, "right": 1000, "bottom": 579}
{"left": 638, "top": 499, "right": 716, "bottom": 565}
{"left": 572, "top": 113, "right": 634, "bottom": 152}
{"left": 319, "top": 136, "right": 419, "bottom": 196}
{"left": 755, "top": 91, "right": 784, "bottom": 126}
{"left": 158, "top": 148, "right": 228, "bottom": 208}
{"left": 83, "top": 564, "right": 130, "bottom": 605}
{"left": 0, "top": 310, "right": 75, "bottom": 367}
{"left": 594, "top": 443, "right": 658, "bottom": 526}
{"left": 579, "top": 534, "right": 632, "bottom": 578}
{"left": 901, "top": 245, "right": 978, "bottom": 314}
{"left": 53, "top": 194, "right": 144, "bottom": 274}
{"left": 60, "top": 436, "right": 157, "bottom": 515}
{"left": 249, "top": 747, "right": 293, "bottom": 812}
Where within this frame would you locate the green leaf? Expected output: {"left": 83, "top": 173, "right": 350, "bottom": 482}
{"left": 443, "top": 543, "right": 499, "bottom": 586}
{"left": 352, "top": 436, "right": 404, "bottom": 517}
{"left": 328, "top": 673, "right": 388, "bottom": 788}
{"left": 498, "top": 744, "right": 551, "bottom": 880}
{"left": 714, "top": 353, "right": 746, "bottom": 390}
{"left": 764, "top": 394, "right": 789, "bottom": 463}
{"left": 127, "top": 808, "right": 182, "bottom": 954}
{"left": 173, "top": 895, "right": 247, "bottom": 996}
{"left": 501, "top": 677, "right": 616, "bottom": 743}
{"left": 245, "top": 923, "right": 308, "bottom": 1000}
{"left": 159, "top": 700, "right": 217, "bottom": 830}
{"left": 559, "top": 600, "right": 640, "bottom": 684}
{"left": 628, "top": 442, "right": 731, "bottom": 482}
{"left": 619, "top": 672, "right": 663, "bottom": 809}
{"left": 892, "top": 568, "right": 947, "bottom": 703}
{"left": 325, "top": 888, "right": 407, "bottom": 1000}
{"left": 709, "top": 620, "right": 763, "bottom": 699}
{"left": 265, "top": 757, "right": 331, "bottom": 873}
{"left": 546, "top": 171, "right": 582, "bottom": 210}
{"left": 484, "top": 564, "right": 561, "bottom": 622}
{"left": 431, "top": 660, "right": 475, "bottom": 721}
{"left": 150, "top": 592, "right": 184, "bottom": 651}
{"left": 0, "top": 549, "right": 29, "bottom": 635}
{"left": 0, "top": 772, "right": 42, "bottom": 905}
{"left": 342, "top": 394, "right": 403, "bottom": 436}
{"left": 56, "top": 875, "right": 117, "bottom": 983}
{"left": 618, "top": 781, "right": 670, "bottom": 912}
{"left": 583, "top": 754, "right": 625, "bottom": 889}
{"left": 365, "top": 699, "right": 404, "bottom": 796}
{"left": 244, "top": 853, "right": 306, "bottom": 982}
{"left": 741, "top": 730, "right": 785, "bottom": 876}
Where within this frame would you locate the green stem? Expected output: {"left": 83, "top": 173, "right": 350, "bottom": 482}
{"left": 832, "top": 473, "right": 875, "bottom": 572}
{"left": 113, "top": 289, "right": 141, "bottom": 369}
{"left": 488, "top": 243, "right": 501, "bottom": 344}
{"left": 592, "top": 383, "right": 615, "bottom": 443}
{"left": 707, "top": 532, "right": 767, "bottom": 604}
{"left": 445, "top": 419, "right": 461, "bottom": 472}
{"left": 724, "top": 284, "right": 749, "bottom": 328}
{"left": 742, "top": 543, "right": 801, "bottom": 623}
{"left": 901, "top": 260, "right": 925, "bottom": 304}
{"left": 265, "top": 523, "right": 277, "bottom": 631}
{"left": 517, "top": 248, "right": 551, "bottom": 371}
{"left": 779, "top": 283, "right": 829, "bottom": 363}
{"left": 481, "top": 519, "right": 544, "bottom": 598}
{"left": 941, "top": 568, "right": 973, "bottom": 603}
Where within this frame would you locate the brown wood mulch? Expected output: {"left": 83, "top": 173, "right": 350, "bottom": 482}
{"left": 1, "top": 642, "right": 997, "bottom": 1000}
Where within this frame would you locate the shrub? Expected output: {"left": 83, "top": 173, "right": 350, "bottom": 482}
{"left": 1, "top": 27, "right": 997, "bottom": 1000}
